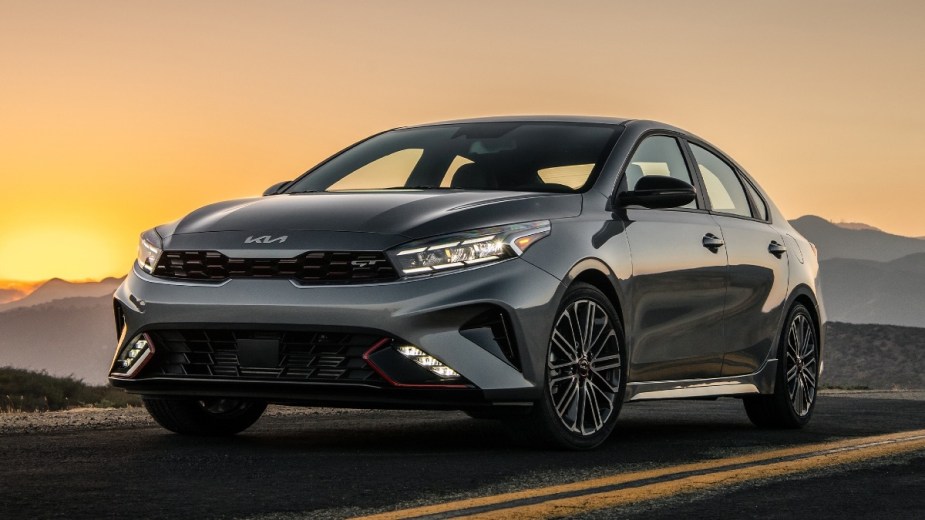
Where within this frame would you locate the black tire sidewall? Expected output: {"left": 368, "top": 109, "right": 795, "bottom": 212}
{"left": 144, "top": 398, "right": 267, "bottom": 435}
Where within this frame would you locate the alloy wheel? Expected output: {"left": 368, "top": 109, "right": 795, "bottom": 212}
{"left": 548, "top": 299, "right": 622, "bottom": 436}
{"left": 785, "top": 313, "right": 817, "bottom": 417}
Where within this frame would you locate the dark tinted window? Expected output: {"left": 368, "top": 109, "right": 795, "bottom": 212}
{"left": 286, "top": 123, "right": 620, "bottom": 193}
{"left": 691, "top": 144, "right": 751, "bottom": 217}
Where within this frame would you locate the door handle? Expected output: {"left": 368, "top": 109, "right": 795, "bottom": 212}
{"left": 768, "top": 240, "right": 788, "bottom": 257}
{"left": 702, "top": 233, "right": 725, "bottom": 251}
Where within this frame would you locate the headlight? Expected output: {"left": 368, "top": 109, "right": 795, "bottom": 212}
{"left": 388, "top": 221, "right": 550, "bottom": 276}
{"left": 136, "top": 228, "right": 163, "bottom": 273}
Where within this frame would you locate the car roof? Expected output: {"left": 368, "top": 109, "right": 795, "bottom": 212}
{"left": 400, "top": 115, "right": 632, "bottom": 128}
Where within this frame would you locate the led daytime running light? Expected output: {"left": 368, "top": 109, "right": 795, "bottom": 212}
{"left": 396, "top": 345, "right": 460, "bottom": 378}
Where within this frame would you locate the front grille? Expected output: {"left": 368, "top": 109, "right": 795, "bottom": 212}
{"left": 142, "top": 330, "right": 386, "bottom": 384}
{"left": 153, "top": 251, "right": 398, "bottom": 284}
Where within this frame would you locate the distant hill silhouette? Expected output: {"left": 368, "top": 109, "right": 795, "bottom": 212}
{"left": 0, "top": 277, "right": 123, "bottom": 313}
{"left": 833, "top": 221, "right": 883, "bottom": 232}
{"left": 790, "top": 215, "right": 925, "bottom": 262}
{"left": 0, "top": 280, "right": 42, "bottom": 304}
{"left": 0, "top": 288, "right": 25, "bottom": 304}
{"left": 819, "top": 256, "right": 925, "bottom": 326}
{"left": 789, "top": 215, "right": 925, "bottom": 327}
{"left": 0, "top": 295, "right": 114, "bottom": 385}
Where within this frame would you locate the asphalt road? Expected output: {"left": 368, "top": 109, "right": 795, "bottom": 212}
{"left": 1, "top": 391, "right": 924, "bottom": 519}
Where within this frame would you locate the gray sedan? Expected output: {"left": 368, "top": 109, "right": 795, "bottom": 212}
{"left": 110, "top": 116, "right": 824, "bottom": 449}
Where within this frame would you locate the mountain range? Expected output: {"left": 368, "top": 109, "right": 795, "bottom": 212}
{"left": 0, "top": 277, "right": 123, "bottom": 313}
{"left": 0, "top": 295, "right": 116, "bottom": 385}
{"left": 789, "top": 216, "right": 925, "bottom": 327}
{"left": 0, "top": 278, "right": 123, "bottom": 384}
{"left": 0, "top": 215, "right": 922, "bottom": 386}
{"left": 791, "top": 215, "right": 925, "bottom": 262}
{"left": 0, "top": 280, "right": 43, "bottom": 304}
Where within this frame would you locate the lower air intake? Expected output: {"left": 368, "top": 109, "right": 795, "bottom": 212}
{"left": 141, "top": 330, "right": 387, "bottom": 384}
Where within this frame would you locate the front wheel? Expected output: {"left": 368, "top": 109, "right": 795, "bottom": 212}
{"left": 744, "top": 303, "right": 819, "bottom": 428}
{"left": 143, "top": 397, "right": 267, "bottom": 435}
{"left": 507, "top": 283, "right": 627, "bottom": 450}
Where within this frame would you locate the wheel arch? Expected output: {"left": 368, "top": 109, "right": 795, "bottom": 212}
{"left": 562, "top": 258, "right": 626, "bottom": 329}
{"left": 771, "top": 284, "right": 825, "bottom": 383}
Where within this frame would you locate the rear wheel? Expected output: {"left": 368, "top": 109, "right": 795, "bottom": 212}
{"left": 507, "top": 283, "right": 626, "bottom": 450}
{"left": 744, "top": 303, "right": 819, "bottom": 428}
{"left": 143, "top": 397, "right": 267, "bottom": 435}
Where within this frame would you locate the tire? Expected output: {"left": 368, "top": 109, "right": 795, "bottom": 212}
{"left": 744, "top": 303, "right": 819, "bottom": 429}
{"left": 506, "top": 283, "right": 627, "bottom": 450}
{"left": 143, "top": 397, "right": 267, "bottom": 436}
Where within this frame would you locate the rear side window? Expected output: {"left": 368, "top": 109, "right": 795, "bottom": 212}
{"left": 625, "top": 136, "right": 697, "bottom": 209}
{"left": 690, "top": 144, "right": 751, "bottom": 217}
{"left": 742, "top": 178, "right": 769, "bottom": 220}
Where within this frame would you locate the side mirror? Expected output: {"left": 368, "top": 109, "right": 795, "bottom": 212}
{"left": 263, "top": 181, "right": 291, "bottom": 196}
{"left": 618, "top": 176, "right": 696, "bottom": 209}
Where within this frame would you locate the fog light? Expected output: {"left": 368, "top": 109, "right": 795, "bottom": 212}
{"left": 396, "top": 345, "right": 460, "bottom": 378}
{"left": 111, "top": 333, "right": 154, "bottom": 378}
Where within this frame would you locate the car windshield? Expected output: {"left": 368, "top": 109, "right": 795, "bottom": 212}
{"left": 285, "top": 122, "right": 621, "bottom": 194}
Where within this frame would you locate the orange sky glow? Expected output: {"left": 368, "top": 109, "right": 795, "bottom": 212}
{"left": 2, "top": 1, "right": 925, "bottom": 281}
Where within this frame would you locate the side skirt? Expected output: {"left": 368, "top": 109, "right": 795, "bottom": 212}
{"left": 626, "top": 358, "right": 778, "bottom": 401}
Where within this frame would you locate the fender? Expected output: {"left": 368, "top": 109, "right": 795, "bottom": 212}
{"left": 561, "top": 257, "right": 628, "bottom": 335}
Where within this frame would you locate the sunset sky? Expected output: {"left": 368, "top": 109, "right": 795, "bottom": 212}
{"left": 2, "top": 1, "right": 925, "bottom": 282}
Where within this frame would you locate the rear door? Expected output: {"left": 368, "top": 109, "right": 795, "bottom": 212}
{"left": 620, "top": 135, "right": 728, "bottom": 382}
{"left": 686, "top": 141, "right": 790, "bottom": 376}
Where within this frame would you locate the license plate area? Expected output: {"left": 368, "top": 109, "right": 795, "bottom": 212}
{"left": 236, "top": 338, "right": 280, "bottom": 368}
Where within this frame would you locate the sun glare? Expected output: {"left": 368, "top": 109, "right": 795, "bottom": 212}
{"left": 0, "top": 226, "right": 128, "bottom": 282}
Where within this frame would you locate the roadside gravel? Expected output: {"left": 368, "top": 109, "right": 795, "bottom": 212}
{"left": 820, "top": 389, "right": 925, "bottom": 400}
{"left": 0, "top": 405, "right": 362, "bottom": 435}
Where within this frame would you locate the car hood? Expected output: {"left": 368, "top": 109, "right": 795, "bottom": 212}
{"left": 165, "top": 191, "right": 581, "bottom": 240}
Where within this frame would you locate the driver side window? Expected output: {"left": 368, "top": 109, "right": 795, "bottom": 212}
{"left": 625, "top": 136, "right": 697, "bottom": 209}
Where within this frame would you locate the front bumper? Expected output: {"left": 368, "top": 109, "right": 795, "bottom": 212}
{"left": 110, "top": 259, "right": 565, "bottom": 407}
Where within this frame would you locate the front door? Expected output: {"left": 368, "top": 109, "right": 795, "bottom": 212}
{"left": 621, "top": 135, "right": 728, "bottom": 382}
